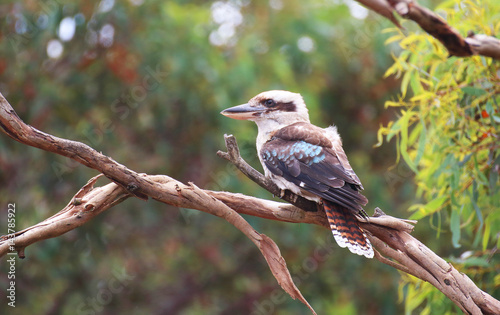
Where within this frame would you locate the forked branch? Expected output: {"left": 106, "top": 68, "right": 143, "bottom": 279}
{"left": 217, "top": 134, "right": 500, "bottom": 315}
{"left": 0, "top": 92, "right": 317, "bottom": 313}
{"left": 1, "top": 92, "right": 499, "bottom": 314}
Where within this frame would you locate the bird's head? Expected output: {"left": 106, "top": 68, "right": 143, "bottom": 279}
{"left": 221, "top": 90, "right": 310, "bottom": 127}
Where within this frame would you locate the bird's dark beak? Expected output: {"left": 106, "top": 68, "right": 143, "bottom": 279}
{"left": 220, "top": 103, "right": 266, "bottom": 120}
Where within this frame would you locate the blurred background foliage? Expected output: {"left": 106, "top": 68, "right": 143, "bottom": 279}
{"left": 377, "top": 0, "right": 500, "bottom": 313}
{"left": 0, "top": 0, "right": 496, "bottom": 314}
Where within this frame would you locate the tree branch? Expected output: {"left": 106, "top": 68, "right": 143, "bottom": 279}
{"left": 0, "top": 175, "right": 131, "bottom": 258}
{"left": 355, "top": 0, "right": 500, "bottom": 60}
{"left": 217, "top": 134, "right": 500, "bottom": 315}
{"left": 0, "top": 92, "right": 316, "bottom": 315}
{"left": 1, "top": 91, "right": 499, "bottom": 314}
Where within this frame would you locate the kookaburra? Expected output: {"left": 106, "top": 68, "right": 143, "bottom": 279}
{"left": 221, "top": 90, "right": 373, "bottom": 258}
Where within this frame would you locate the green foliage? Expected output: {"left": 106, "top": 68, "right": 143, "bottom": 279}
{"left": 378, "top": 0, "right": 500, "bottom": 312}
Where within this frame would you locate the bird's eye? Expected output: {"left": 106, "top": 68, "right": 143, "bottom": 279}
{"left": 264, "top": 99, "right": 276, "bottom": 107}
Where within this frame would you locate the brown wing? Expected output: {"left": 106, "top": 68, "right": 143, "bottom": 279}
{"left": 262, "top": 123, "right": 367, "bottom": 212}
{"left": 270, "top": 122, "right": 364, "bottom": 188}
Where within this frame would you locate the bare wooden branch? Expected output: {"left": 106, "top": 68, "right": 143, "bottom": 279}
{"left": 355, "top": 0, "right": 500, "bottom": 60}
{"left": 466, "top": 32, "right": 500, "bottom": 60}
{"left": 1, "top": 91, "right": 499, "bottom": 314}
{"left": 0, "top": 175, "right": 131, "bottom": 257}
{"left": 207, "top": 190, "right": 327, "bottom": 226}
{"left": 0, "top": 92, "right": 317, "bottom": 314}
{"left": 356, "top": 0, "right": 401, "bottom": 27}
{"left": 217, "top": 134, "right": 500, "bottom": 315}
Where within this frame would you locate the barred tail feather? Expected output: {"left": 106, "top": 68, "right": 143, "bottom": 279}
{"left": 323, "top": 200, "right": 374, "bottom": 259}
